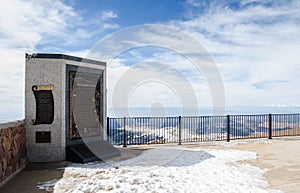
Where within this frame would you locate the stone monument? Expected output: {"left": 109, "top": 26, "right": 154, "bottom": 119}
{"left": 25, "top": 53, "right": 116, "bottom": 163}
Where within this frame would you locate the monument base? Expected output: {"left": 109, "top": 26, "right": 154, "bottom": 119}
{"left": 66, "top": 141, "right": 121, "bottom": 163}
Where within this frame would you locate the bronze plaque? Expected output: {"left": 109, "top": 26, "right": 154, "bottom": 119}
{"left": 69, "top": 71, "right": 103, "bottom": 140}
{"left": 31, "top": 85, "right": 54, "bottom": 125}
{"left": 36, "top": 131, "right": 51, "bottom": 143}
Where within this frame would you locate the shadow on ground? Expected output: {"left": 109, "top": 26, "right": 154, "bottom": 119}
{"left": 0, "top": 162, "right": 67, "bottom": 193}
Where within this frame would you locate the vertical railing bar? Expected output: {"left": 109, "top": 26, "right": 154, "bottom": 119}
{"left": 211, "top": 116, "right": 213, "bottom": 141}
{"left": 227, "top": 115, "right": 230, "bottom": 142}
{"left": 245, "top": 115, "right": 247, "bottom": 139}
{"left": 145, "top": 117, "right": 148, "bottom": 144}
{"left": 117, "top": 118, "right": 120, "bottom": 145}
{"left": 159, "top": 117, "right": 161, "bottom": 144}
{"left": 134, "top": 118, "right": 137, "bottom": 144}
{"left": 163, "top": 117, "right": 165, "bottom": 143}
{"left": 117, "top": 118, "right": 119, "bottom": 145}
{"left": 186, "top": 117, "right": 188, "bottom": 142}
{"left": 296, "top": 115, "right": 300, "bottom": 135}
{"left": 284, "top": 114, "right": 286, "bottom": 136}
{"left": 107, "top": 117, "right": 110, "bottom": 143}
{"left": 269, "top": 113, "right": 272, "bottom": 139}
{"left": 139, "top": 118, "right": 141, "bottom": 145}
{"left": 240, "top": 115, "right": 242, "bottom": 139}
{"left": 189, "top": 117, "right": 192, "bottom": 142}
{"left": 286, "top": 114, "right": 288, "bottom": 136}
{"left": 184, "top": 117, "right": 186, "bottom": 142}
{"left": 209, "top": 116, "right": 211, "bottom": 141}
{"left": 232, "top": 115, "right": 234, "bottom": 139}
{"left": 274, "top": 114, "right": 276, "bottom": 137}
{"left": 297, "top": 114, "right": 298, "bottom": 135}
{"left": 191, "top": 117, "right": 193, "bottom": 142}
{"left": 189, "top": 117, "right": 191, "bottom": 142}
{"left": 123, "top": 117, "right": 127, "bottom": 147}
{"left": 201, "top": 117, "right": 203, "bottom": 141}
{"left": 258, "top": 115, "right": 260, "bottom": 138}
{"left": 113, "top": 119, "right": 120, "bottom": 145}
{"left": 292, "top": 114, "right": 295, "bottom": 136}
{"left": 178, "top": 116, "right": 182, "bottom": 145}
{"left": 161, "top": 117, "right": 163, "bottom": 144}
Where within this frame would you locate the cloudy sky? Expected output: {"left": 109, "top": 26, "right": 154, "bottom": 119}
{"left": 1, "top": 0, "right": 300, "bottom": 120}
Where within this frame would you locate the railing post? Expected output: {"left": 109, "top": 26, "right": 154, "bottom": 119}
{"left": 227, "top": 115, "right": 230, "bottom": 142}
{"left": 178, "top": 116, "right": 182, "bottom": 145}
{"left": 123, "top": 117, "right": 127, "bottom": 147}
{"left": 106, "top": 117, "right": 110, "bottom": 143}
{"left": 269, "top": 113, "right": 272, "bottom": 139}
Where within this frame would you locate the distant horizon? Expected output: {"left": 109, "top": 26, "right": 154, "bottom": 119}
{"left": 2, "top": 105, "right": 300, "bottom": 123}
{"left": 108, "top": 106, "right": 300, "bottom": 117}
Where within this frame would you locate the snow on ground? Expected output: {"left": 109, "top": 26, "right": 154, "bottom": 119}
{"left": 214, "top": 138, "right": 281, "bottom": 147}
{"left": 38, "top": 147, "right": 282, "bottom": 193}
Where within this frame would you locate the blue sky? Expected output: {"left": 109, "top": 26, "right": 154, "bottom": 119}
{"left": 73, "top": 0, "right": 186, "bottom": 25}
{"left": 35, "top": 0, "right": 188, "bottom": 51}
{"left": 1, "top": 0, "right": 300, "bottom": 120}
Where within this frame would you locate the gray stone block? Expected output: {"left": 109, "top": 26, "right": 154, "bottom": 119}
{"left": 25, "top": 54, "right": 106, "bottom": 162}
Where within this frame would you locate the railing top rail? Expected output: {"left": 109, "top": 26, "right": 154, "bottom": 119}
{"left": 109, "top": 116, "right": 180, "bottom": 119}
{"left": 108, "top": 113, "right": 300, "bottom": 119}
{"left": 182, "top": 115, "right": 227, "bottom": 118}
{"left": 271, "top": 113, "right": 300, "bottom": 116}
{"left": 229, "top": 114, "right": 269, "bottom": 117}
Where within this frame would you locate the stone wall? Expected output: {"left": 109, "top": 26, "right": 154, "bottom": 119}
{"left": 0, "top": 120, "right": 26, "bottom": 186}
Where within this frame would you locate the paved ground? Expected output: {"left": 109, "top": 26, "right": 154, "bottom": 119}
{"left": 234, "top": 137, "right": 300, "bottom": 193}
{"left": 0, "top": 137, "right": 299, "bottom": 193}
{"left": 0, "top": 162, "right": 67, "bottom": 193}
{"left": 0, "top": 148, "right": 144, "bottom": 193}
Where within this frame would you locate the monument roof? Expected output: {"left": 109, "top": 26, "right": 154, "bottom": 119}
{"left": 25, "top": 53, "right": 106, "bottom": 66}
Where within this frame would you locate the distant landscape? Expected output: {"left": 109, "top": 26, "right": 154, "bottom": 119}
{"left": 108, "top": 106, "right": 300, "bottom": 117}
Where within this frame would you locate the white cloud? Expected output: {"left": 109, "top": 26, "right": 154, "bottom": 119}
{"left": 82, "top": 1, "right": 300, "bottom": 110}
{"left": 84, "top": 24, "right": 225, "bottom": 113}
{"left": 170, "top": 0, "right": 300, "bottom": 106}
{"left": 2, "top": 0, "right": 300, "bottom": 120}
{"left": 0, "top": 0, "right": 81, "bottom": 49}
{"left": 100, "top": 10, "right": 118, "bottom": 20}
{"left": 0, "top": 0, "right": 118, "bottom": 121}
{"left": 0, "top": 0, "right": 80, "bottom": 120}
{"left": 95, "top": 43, "right": 215, "bottom": 113}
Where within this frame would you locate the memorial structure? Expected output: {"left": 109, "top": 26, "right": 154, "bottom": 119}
{"left": 25, "top": 53, "right": 118, "bottom": 163}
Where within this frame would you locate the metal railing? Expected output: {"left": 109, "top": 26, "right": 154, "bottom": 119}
{"left": 106, "top": 113, "right": 300, "bottom": 146}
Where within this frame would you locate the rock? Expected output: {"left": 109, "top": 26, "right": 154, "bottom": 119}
{"left": 11, "top": 127, "right": 17, "bottom": 136}
{"left": 0, "top": 162, "right": 3, "bottom": 182}
{"left": 0, "top": 146, "right": 3, "bottom": 158}
{"left": 4, "top": 166, "right": 12, "bottom": 178}
{"left": 2, "top": 157, "right": 7, "bottom": 173}
{"left": 11, "top": 159, "right": 17, "bottom": 173}
{"left": 2, "top": 135, "right": 12, "bottom": 152}
{"left": 6, "top": 151, "right": 12, "bottom": 165}
{"left": 13, "top": 134, "right": 26, "bottom": 158}
{"left": 15, "top": 133, "right": 25, "bottom": 147}
{"left": 1, "top": 128, "right": 10, "bottom": 137}
{"left": 16, "top": 125, "right": 25, "bottom": 134}
{"left": 13, "top": 139, "right": 18, "bottom": 158}
{"left": 0, "top": 123, "right": 26, "bottom": 183}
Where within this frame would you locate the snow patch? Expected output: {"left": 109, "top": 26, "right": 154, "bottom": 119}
{"left": 37, "top": 179, "right": 59, "bottom": 192}
{"left": 38, "top": 147, "right": 282, "bottom": 193}
{"left": 215, "top": 138, "right": 281, "bottom": 147}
